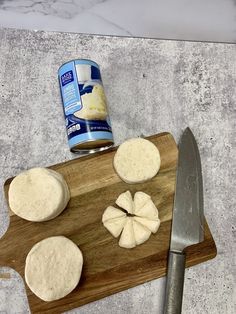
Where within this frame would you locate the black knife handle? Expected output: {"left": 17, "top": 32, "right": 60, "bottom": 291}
{"left": 164, "top": 251, "right": 186, "bottom": 314}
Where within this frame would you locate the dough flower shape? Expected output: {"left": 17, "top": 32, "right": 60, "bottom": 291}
{"left": 102, "top": 191, "right": 160, "bottom": 248}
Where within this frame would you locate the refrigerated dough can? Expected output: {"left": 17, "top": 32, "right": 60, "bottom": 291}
{"left": 58, "top": 59, "right": 114, "bottom": 153}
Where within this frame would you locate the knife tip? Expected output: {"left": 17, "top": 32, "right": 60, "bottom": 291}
{"left": 183, "top": 127, "right": 197, "bottom": 142}
{"left": 184, "top": 126, "right": 192, "bottom": 135}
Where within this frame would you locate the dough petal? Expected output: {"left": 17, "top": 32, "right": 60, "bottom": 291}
{"left": 134, "top": 199, "right": 159, "bottom": 220}
{"left": 119, "top": 217, "right": 136, "bottom": 248}
{"left": 134, "top": 216, "right": 160, "bottom": 233}
{"left": 133, "top": 220, "right": 151, "bottom": 245}
{"left": 102, "top": 206, "right": 126, "bottom": 223}
{"left": 115, "top": 191, "right": 133, "bottom": 214}
{"left": 103, "top": 216, "right": 127, "bottom": 238}
{"left": 134, "top": 191, "right": 151, "bottom": 213}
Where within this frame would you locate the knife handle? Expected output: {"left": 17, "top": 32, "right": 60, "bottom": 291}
{"left": 164, "top": 251, "right": 186, "bottom": 314}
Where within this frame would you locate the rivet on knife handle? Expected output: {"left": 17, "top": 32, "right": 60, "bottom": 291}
{"left": 164, "top": 251, "right": 186, "bottom": 314}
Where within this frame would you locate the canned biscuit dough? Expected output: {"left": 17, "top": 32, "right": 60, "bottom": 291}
{"left": 58, "top": 59, "right": 114, "bottom": 153}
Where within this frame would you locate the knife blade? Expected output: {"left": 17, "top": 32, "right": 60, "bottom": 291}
{"left": 164, "top": 127, "right": 204, "bottom": 314}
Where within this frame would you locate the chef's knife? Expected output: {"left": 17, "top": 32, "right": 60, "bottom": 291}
{"left": 164, "top": 127, "right": 204, "bottom": 314}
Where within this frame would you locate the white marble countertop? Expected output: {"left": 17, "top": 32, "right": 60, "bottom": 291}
{"left": 0, "top": 27, "right": 235, "bottom": 314}
{"left": 0, "top": 0, "right": 236, "bottom": 43}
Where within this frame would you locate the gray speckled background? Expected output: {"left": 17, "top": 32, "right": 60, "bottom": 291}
{"left": 0, "top": 28, "right": 235, "bottom": 314}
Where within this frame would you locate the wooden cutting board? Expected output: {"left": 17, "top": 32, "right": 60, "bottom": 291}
{"left": 0, "top": 132, "right": 217, "bottom": 314}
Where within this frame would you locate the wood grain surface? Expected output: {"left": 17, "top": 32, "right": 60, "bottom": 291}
{"left": 0, "top": 132, "right": 217, "bottom": 314}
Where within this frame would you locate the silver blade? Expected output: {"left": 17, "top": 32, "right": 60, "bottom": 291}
{"left": 170, "top": 127, "right": 204, "bottom": 253}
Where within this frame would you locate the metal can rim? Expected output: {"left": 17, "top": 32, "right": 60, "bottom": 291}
{"left": 70, "top": 139, "right": 114, "bottom": 154}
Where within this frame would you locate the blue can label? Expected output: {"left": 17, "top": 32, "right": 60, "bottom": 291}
{"left": 58, "top": 59, "right": 113, "bottom": 149}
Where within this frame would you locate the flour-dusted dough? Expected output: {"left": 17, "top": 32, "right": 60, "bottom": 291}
{"left": 9, "top": 167, "right": 70, "bottom": 222}
{"left": 133, "top": 216, "right": 160, "bottom": 234}
{"left": 134, "top": 199, "right": 159, "bottom": 220}
{"left": 115, "top": 190, "right": 133, "bottom": 214}
{"left": 25, "top": 236, "right": 83, "bottom": 301}
{"left": 134, "top": 191, "right": 151, "bottom": 212}
{"left": 113, "top": 138, "right": 161, "bottom": 184}
{"left": 46, "top": 168, "right": 70, "bottom": 211}
{"left": 102, "top": 206, "right": 126, "bottom": 223}
{"left": 102, "top": 191, "right": 161, "bottom": 249}
{"left": 133, "top": 220, "right": 151, "bottom": 245}
{"left": 103, "top": 216, "right": 127, "bottom": 238}
{"left": 119, "top": 217, "right": 136, "bottom": 249}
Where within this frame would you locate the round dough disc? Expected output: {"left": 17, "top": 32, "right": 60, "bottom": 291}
{"left": 8, "top": 167, "right": 70, "bottom": 222}
{"left": 25, "top": 236, "right": 83, "bottom": 301}
{"left": 113, "top": 138, "right": 161, "bottom": 183}
{"left": 46, "top": 168, "right": 70, "bottom": 211}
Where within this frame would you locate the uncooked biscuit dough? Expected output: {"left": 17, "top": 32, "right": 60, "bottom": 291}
{"left": 25, "top": 236, "right": 83, "bottom": 301}
{"left": 115, "top": 191, "right": 133, "bottom": 214}
{"left": 133, "top": 216, "right": 160, "bottom": 234}
{"left": 102, "top": 191, "right": 161, "bottom": 249}
{"left": 119, "top": 217, "right": 136, "bottom": 248}
{"left": 46, "top": 168, "right": 70, "bottom": 211}
{"left": 8, "top": 168, "right": 70, "bottom": 222}
{"left": 134, "top": 199, "right": 159, "bottom": 220}
{"left": 133, "top": 220, "right": 151, "bottom": 245}
{"left": 102, "top": 206, "right": 126, "bottom": 223}
{"left": 103, "top": 216, "right": 127, "bottom": 238}
{"left": 74, "top": 84, "right": 108, "bottom": 120}
{"left": 134, "top": 191, "right": 151, "bottom": 212}
{"left": 113, "top": 138, "right": 161, "bottom": 184}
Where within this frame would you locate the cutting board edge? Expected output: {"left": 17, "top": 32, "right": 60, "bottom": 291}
{"left": 3, "top": 131, "right": 174, "bottom": 186}
{"left": 2, "top": 131, "right": 176, "bottom": 219}
{"left": 27, "top": 232, "right": 217, "bottom": 314}
{"left": 0, "top": 131, "right": 218, "bottom": 313}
